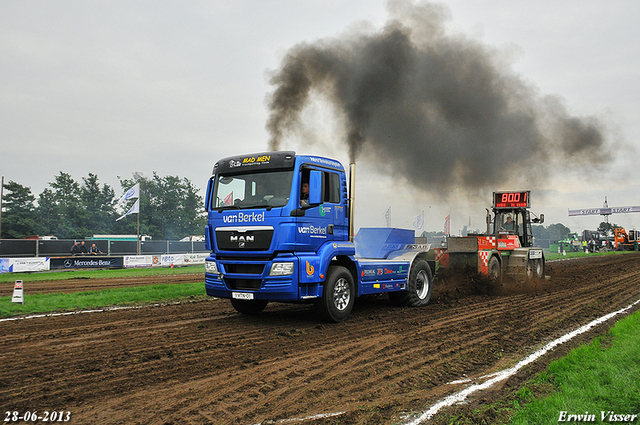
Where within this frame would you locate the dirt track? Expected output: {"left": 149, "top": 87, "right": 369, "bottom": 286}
{"left": 1, "top": 253, "right": 639, "bottom": 424}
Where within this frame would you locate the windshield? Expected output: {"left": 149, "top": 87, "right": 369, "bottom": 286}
{"left": 210, "top": 170, "right": 293, "bottom": 210}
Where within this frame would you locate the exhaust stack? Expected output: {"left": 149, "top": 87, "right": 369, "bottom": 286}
{"left": 349, "top": 162, "right": 356, "bottom": 242}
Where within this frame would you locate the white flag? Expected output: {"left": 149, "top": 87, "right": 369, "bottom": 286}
{"left": 413, "top": 212, "right": 424, "bottom": 230}
{"left": 384, "top": 207, "right": 391, "bottom": 227}
{"left": 116, "top": 199, "right": 139, "bottom": 221}
{"left": 117, "top": 183, "right": 140, "bottom": 206}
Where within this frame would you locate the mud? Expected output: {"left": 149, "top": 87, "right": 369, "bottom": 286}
{"left": 1, "top": 253, "right": 639, "bottom": 424}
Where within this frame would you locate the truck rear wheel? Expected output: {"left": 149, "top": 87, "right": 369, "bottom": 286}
{"left": 315, "top": 265, "right": 355, "bottom": 323}
{"left": 230, "top": 298, "right": 268, "bottom": 315}
{"left": 389, "top": 258, "right": 433, "bottom": 307}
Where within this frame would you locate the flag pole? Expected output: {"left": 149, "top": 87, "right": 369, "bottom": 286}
{"left": 137, "top": 209, "right": 140, "bottom": 255}
{"left": 0, "top": 176, "right": 4, "bottom": 240}
{"left": 136, "top": 187, "right": 141, "bottom": 255}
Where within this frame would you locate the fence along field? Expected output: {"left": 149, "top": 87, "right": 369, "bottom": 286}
{"left": 0, "top": 237, "right": 206, "bottom": 258}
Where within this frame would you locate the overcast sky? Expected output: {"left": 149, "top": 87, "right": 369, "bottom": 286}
{"left": 2, "top": 0, "right": 639, "bottom": 234}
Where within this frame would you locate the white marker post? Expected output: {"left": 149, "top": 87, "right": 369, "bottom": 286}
{"left": 11, "top": 280, "right": 24, "bottom": 305}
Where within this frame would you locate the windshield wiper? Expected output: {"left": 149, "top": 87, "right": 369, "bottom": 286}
{"left": 214, "top": 205, "right": 240, "bottom": 211}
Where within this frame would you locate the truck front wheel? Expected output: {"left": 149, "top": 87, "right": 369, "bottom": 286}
{"left": 230, "top": 298, "right": 268, "bottom": 315}
{"left": 315, "top": 266, "right": 355, "bottom": 322}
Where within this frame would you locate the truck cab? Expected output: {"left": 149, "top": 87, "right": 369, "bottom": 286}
{"left": 204, "top": 151, "right": 435, "bottom": 322}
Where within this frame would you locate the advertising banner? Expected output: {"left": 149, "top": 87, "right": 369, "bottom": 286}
{"left": 0, "top": 253, "right": 205, "bottom": 273}
{"left": 126, "top": 254, "right": 204, "bottom": 267}
{"left": 0, "top": 259, "right": 10, "bottom": 274}
{"left": 0, "top": 258, "right": 51, "bottom": 273}
{"left": 11, "top": 257, "right": 51, "bottom": 273}
{"left": 159, "top": 254, "right": 184, "bottom": 267}
{"left": 124, "top": 255, "right": 154, "bottom": 268}
{"left": 50, "top": 257, "right": 124, "bottom": 270}
{"left": 184, "top": 253, "right": 207, "bottom": 265}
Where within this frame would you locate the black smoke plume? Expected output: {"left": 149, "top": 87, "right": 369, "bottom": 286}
{"left": 266, "top": 0, "right": 610, "bottom": 198}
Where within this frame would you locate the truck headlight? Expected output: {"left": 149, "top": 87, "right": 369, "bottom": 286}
{"left": 205, "top": 260, "right": 218, "bottom": 274}
{"left": 269, "top": 262, "right": 294, "bottom": 276}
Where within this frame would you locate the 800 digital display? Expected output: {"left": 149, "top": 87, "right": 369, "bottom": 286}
{"left": 493, "top": 191, "right": 530, "bottom": 208}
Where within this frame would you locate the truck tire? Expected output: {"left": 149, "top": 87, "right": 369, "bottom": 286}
{"left": 389, "top": 258, "right": 433, "bottom": 307}
{"left": 230, "top": 298, "right": 268, "bottom": 315}
{"left": 315, "top": 265, "right": 355, "bottom": 323}
{"left": 487, "top": 256, "right": 501, "bottom": 283}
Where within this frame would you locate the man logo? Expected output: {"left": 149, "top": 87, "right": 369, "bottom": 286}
{"left": 230, "top": 235, "right": 254, "bottom": 248}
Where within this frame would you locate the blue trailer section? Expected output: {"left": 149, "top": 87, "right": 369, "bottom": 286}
{"left": 204, "top": 152, "right": 436, "bottom": 322}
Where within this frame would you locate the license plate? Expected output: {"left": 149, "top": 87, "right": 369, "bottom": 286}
{"left": 529, "top": 249, "right": 543, "bottom": 259}
{"left": 232, "top": 292, "right": 254, "bottom": 300}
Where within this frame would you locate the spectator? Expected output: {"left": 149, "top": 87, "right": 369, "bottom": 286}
{"left": 89, "top": 243, "right": 103, "bottom": 255}
{"left": 79, "top": 241, "right": 88, "bottom": 255}
{"left": 70, "top": 242, "right": 81, "bottom": 256}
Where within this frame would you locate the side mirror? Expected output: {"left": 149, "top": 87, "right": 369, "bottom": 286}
{"left": 308, "top": 170, "right": 322, "bottom": 206}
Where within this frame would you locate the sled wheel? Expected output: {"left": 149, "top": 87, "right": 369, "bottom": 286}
{"left": 533, "top": 258, "right": 545, "bottom": 279}
{"left": 525, "top": 258, "right": 545, "bottom": 281}
{"left": 488, "top": 256, "right": 501, "bottom": 283}
{"left": 525, "top": 259, "right": 535, "bottom": 281}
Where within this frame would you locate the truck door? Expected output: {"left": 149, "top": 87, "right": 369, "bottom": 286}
{"left": 295, "top": 168, "right": 345, "bottom": 250}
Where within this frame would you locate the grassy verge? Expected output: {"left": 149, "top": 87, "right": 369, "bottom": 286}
{"left": 439, "top": 309, "right": 640, "bottom": 424}
{"left": 0, "top": 264, "right": 203, "bottom": 283}
{"left": 0, "top": 282, "right": 206, "bottom": 318}
{"left": 509, "top": 309, "right": 640, "bottom": 424}
{"left": 545, "top": 250, "right": 637, "bottom": 261}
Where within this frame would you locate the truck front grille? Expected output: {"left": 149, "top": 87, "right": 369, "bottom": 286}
{"left": 215, "top": 226, "right": 274, "bottom": 251}
{"left": 225, "top": 278, "right": 262, "bottom": 290}
{"left": 223, "top": 263, "right": 265, "bottom": 274}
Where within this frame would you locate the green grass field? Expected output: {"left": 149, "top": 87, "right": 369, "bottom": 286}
{"left": 544, "top": 249, "right": 636, "bottom": 261}
{"left": 0, "top": 264, "right": 203, "bottom": 283}
{"left": 0, "top": 282, "right": 206, "bottom": 318}
{"left": 0, "top": 265, "right": 206, "bottom": 318}
{"left": 438, "top": 309, "right": 640, "bottom": 424}
{"left": 509, "top": 309, "right": 640, "bottom": 424}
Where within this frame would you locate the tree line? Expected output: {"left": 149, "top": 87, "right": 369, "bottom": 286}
{"left": 532, "top": 221, "right": 621, "bottom": 242}
{"left": 419, "top": 221, "right": 620, "bottom": 244}
{"left": 1, "top": 172, "right": 206, "bottom": 240}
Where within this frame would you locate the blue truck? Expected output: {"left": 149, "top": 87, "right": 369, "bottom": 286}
{"left": 204, "top": 151, "right": 436, "bottom": 322}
